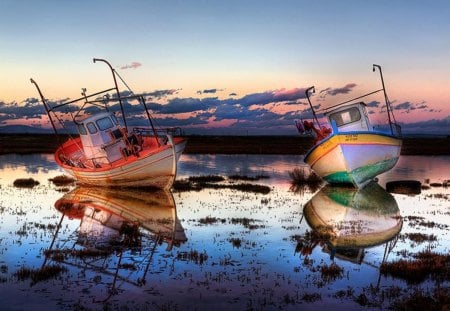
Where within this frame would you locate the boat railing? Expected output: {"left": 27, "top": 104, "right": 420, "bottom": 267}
{"left": 73, "top": 155, "right": 112, "bottom": 169}
{"left": 132, "top": 127, "right": 184, "bottom": 137}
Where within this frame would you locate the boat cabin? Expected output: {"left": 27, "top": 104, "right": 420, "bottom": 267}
{"left": 325, "top": 102, "right": 371, "bottom": 133}
{"left": 76, "top": 112, "right": 128, "bottom": 164}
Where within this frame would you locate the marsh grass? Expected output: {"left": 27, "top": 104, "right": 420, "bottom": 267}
{"left": 224, "top": 183, "right": 270, "bottom": 194}
{"left": 230, "top": 217, "right": 263, "bottom": 230}
{"left": 401, "top": 233, "right": 437, "bottom": 244}
{"left": 173, "top": 175, "right": 271, "bottom": 194}
{"left": 292, "top": 228, "right": 335, "bottom": 256}
{"left": 390, "top": 288, "right": 450, "bottom": 311}
{"left": 380, "top": 250, "right": 450, "bottom": 284}
{"left": 172, "top": 180, "right": 201, "bottom": 192}
{"left": 289, "top": 167, "right": 323, "bottom": 193}
{"left": 228, "top": 174, "right": 270, "bottom": 181}
{"left": 188, "top": 175, "right": 225, "bottom": 183}
{"left": 320, "top": 263, "right": 344, "bottom": 283}
{"left": 229, "top": 238, "right": 242, "bottom": 248}
{"left": 404, "top": 215, "right": 449, "bottom": 230}
{"left": 386, "top": 180, "right": 422, "bottom": 195}
{"left": 176, "top": 250, "right": 208, "bottom": 265}
{"left": 198, "top": 216, "right": 226, "bottom": 225}
{"left": 15, "top": 265, "right": 67, "bottom": 284}
{"left": 44, "top": 248, "right": 111, "bottom": 260}
{"left": 300, "top": 292, "right": 322, "bottom": 303}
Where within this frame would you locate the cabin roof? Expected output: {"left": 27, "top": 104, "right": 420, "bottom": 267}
{"left": 79, "top": 111, "right": 114, "bottom": 124}
{"left": 323, "top": 101, "right": 366, "bottom": 116}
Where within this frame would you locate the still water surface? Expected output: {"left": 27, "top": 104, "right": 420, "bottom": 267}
{"left": 0, "top": 154, "right": 449, "bottom": 310}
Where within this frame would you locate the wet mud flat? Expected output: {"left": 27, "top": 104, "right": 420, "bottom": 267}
{"left": 1, "top": 179, "right": 449, "bottom": 309}
{"left": 0, "top": 153, "right": 449, "bottom": 310}
{"left": 1, "top": 134, "right": 449, "bottom": 155}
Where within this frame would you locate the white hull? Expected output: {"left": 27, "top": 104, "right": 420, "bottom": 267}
{"left": 58, "top": 137, "right": 186, "bottom": 190}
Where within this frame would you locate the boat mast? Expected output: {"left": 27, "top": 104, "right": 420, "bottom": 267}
{"left": 93, "top": 58, "right": 128, "bottom": 131}
{"left": 140, "top": 96, "right": 161, "bottom": 146}
{"left": 373, "top": 64, "right": 393, "bottom": 135}
{"left": 305, "top": 86, "right": 320, "bottom": 127}
{"left": 30, "top": 78, "right": 60, "bottom": 138}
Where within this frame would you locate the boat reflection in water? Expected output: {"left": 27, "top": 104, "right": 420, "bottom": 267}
{"left": 54, "top": 187, "right": 187, "bottom": 250}
{"left": 46, "top": 187, "right": 186, "bottom": 301}
{"left": 298, "top": 182, "right": 402, "bottom": 264}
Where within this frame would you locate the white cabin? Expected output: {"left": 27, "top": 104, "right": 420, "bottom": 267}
{"left": 76, "top": 112, "right": 127, "bottom": 164}
{"left": 325, "top": 102, "right": 371, "bottom": 132}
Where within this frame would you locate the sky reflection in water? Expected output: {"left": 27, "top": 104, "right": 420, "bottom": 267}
{"left": 0, "top": 154, "right": 448, "bottom": 310}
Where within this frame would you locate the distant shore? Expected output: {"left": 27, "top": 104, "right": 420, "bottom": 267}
{"left": 0, "top": 134, "right": 449, "bottom": 155}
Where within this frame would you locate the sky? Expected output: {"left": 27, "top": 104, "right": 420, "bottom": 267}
{"left": 0, "top": 0, "right": 449, "bottom": 135}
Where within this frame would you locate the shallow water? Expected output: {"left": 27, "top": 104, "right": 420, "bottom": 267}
{"left": 0, "top": 153, "right": 448, "bottom": 310}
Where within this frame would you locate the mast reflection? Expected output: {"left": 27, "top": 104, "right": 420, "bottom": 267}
{"left": 45, "top": 187, "right": 186, "bottom": 301}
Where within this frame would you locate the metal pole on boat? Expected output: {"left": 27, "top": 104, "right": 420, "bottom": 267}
{"left": 373, "top": 64, "right": 393, "bottom": 135}
{"left": 30, "top": 78, "right": 60, "bottom": 138}
{"left": 305, "top": 86, "right": 320, "bottom": 127}
{"left": 140, "top": 96, "right": 160, "bottom": 146}
{"left": 93, "top": 58, "right": 128, "bottom": 131}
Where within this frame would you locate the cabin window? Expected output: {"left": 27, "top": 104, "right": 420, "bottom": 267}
{"left": 86, "top": 122, "right": 98, "bottom": 134}
{"left": 97, "top": 117, "right": 114, "bottom": 131}
{"left": 329, "top": 107, "right": 361, "bottom": 127}
{"left": 77, "top": 124, "right": 87, "bottom": 135}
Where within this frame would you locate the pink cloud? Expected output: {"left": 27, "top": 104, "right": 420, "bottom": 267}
{"left": 120, "top": 62, "right": 142, "bottom": 70}
{"left": 272, "top": 88, "right": 306, "bottom": 101}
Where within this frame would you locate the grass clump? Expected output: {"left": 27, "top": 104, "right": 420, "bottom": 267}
{"left": 230, "top": 217, "right": 263, "bottom": 230}
{"left": 229, "top": 238, "right": 242, "bottom": 248}
{"left": 48, "top": 175, "right": 76, "bottom": 186}
{"left": 44, "top": 248, "right": 111, "bottom": 260}
{"left": 173, "top": 176, "right": 271, "bottom": 194}
{"left": 198, "top": 216, "right": 226, "bottom": 225}
{"left": 320, "top": 263, "right": 344, "bottom": 283}
{"left": 188, "top": 175, "right": 225, "bottom": 183}
{"left": 172, "top": 180, "right": 201, "bottom": 192}
{"left": 402, "top": 233, "right": 437, "bottom": 244}
{"left": 225, "top": 183, "right": 270, "bottom": 194}
{"left": 289, "top": 167, "right": 322, "bottom": 184}
{"left": 15, "top": 265, "right": 67, "bottom": 284}
{"left": 300, "top": 292, "right": 322, "bottom": 303}
{"left": 13, "top": 178, "right": 39, "bottom": 188}
{"left": 390, "top": 288, "right": 450, "bottom": 311}
{"left": 228, "top": 174, "right": 270, "bottom": 181}
{"left": 289, "top": 168, "right": 322, "bottom": 193}
{"left": 177, "top": 250, "right": 208, "bottom": 265}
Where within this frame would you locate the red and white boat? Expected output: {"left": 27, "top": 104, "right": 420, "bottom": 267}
{"left": 31, "top": 58, "right": 186, "bottom": 190}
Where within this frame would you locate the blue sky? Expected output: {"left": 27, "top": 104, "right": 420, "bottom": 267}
{"left": 0, "top": 0, "right": 449, "bottom": 134}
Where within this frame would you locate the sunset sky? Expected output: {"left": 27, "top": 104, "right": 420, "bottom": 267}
{"left": 0, "top": 0, "right": 449, "bottom": 135}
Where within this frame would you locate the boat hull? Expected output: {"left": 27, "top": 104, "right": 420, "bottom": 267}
{"left": 304, "top": 132, "right": 401, "bottom": 188}
{"left": 55, "top": 187, "right": 187, "bottom": 247}
{"left": 56, "top": 137, "right": 187, "bottom": 190}
{"left": 303, "top": 183, "right": 402, "bottom": 249}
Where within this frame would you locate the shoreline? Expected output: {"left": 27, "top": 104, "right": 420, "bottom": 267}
{"left": 0, "top": 134, "right": 449, "bottom": 155}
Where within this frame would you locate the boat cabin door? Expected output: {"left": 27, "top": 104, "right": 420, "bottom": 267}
{"left": 77, "top": 112, "right": 127, "bottom": 164}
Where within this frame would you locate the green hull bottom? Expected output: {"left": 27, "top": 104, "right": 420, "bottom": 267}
{"left": 324, "top": 157, "right": 399, "bottom": 188}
